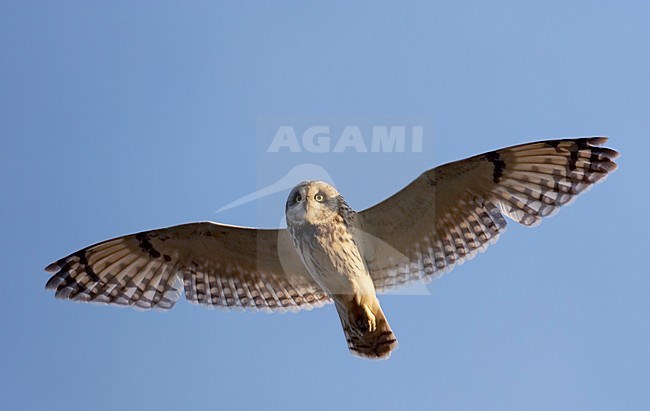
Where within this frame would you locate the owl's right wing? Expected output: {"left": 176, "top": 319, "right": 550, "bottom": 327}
{"left": 45, "top": 222, "right": 331, "bottom": 312}
{"left": 357, "top": 137, "right": 619, "bottom": 292}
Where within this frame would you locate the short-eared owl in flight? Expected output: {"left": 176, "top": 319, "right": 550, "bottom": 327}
{"left": 45, "top": 138, "right": 618, "bottom": 359}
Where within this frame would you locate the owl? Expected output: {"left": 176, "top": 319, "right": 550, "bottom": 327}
{"left": 44, "top": 137, "right": 618, "bottom": 359}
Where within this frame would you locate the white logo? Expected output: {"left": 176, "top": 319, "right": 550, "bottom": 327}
{"left": 267, "top": 125, "right": 424, "bottom": 153}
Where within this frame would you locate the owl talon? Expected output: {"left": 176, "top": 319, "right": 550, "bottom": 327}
{"left": 351, "top": 304, "right": 376, "bottom": 335}
{"left": 363, "top": 305, "right": 377, "bottom": 333}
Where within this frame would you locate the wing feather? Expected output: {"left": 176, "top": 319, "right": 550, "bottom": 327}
{"left": 45, "top": 222, "right": 331, "bottom": 312}
{"left": 358, "top": 137, "right": 619, "bottom": 292}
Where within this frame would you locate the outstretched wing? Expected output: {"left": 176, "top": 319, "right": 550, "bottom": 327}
{"left": 45, "top": 222, "right": 331, "bottom": 312}
{"left": 357, "top": 137, "right": 619, "bottom": 292}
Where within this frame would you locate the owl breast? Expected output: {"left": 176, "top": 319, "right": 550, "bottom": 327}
{"left": 288, "top": 219, "right": 376, "bottom": 297}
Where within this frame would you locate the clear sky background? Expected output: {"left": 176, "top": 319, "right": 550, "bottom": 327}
{"left": 2, "top": 2, "right": 649, "bottom": 410}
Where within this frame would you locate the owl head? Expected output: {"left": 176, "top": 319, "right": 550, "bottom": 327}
{"left": 286, "top": 181, "right": 341, "bottom": 226}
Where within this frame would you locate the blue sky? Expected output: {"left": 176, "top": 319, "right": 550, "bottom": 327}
{"left": 2, "top": 1, "right": 649, "bottom": 410}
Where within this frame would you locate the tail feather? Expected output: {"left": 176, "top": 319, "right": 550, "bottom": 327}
{"left": 337, "top": 301, "right": 398, "bottom": 359}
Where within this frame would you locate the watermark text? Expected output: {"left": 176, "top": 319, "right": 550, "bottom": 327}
{"left": 267, "top": 125, "right": 424, "bottom": 153}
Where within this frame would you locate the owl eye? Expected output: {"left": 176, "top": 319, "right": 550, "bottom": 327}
{"left": 314, "top": 193, "right": 324, "bottom": 202}
{"left": 294, "top": 193, "right": 302, "bottom": 203}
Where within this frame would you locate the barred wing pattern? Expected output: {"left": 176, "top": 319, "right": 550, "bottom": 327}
{"left": 358, "top": 137, "right": 619, "bottom": 292}
{"left": 45, "top": 223, "right": 331, "bottom": 312}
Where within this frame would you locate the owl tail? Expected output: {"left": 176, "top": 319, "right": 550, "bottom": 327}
{"left": 336, "top": 297, "right": 398, "bottom": 360}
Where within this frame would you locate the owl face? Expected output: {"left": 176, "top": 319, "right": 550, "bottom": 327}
{"left": 286, "top": 181, "right": 340, "bottom": 226}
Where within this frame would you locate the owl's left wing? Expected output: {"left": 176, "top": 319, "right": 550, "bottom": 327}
{"left": 357, "top": 137, "right": 619, "bottom": 292}
{"left": 45, "top": 222, "right": 331, "bottom": 312}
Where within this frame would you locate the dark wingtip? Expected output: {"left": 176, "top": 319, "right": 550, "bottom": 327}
{"left": 588, "top": 136, "right": 620, "bottom": 156}
{"left": 587, "top": 136, "right": 609, "bottom": 145}
{"left": 44, "top": 273, "right": 61, "bottom": 290}
{"left": 45, "top": 262, "right": 60, "bottom": 273}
